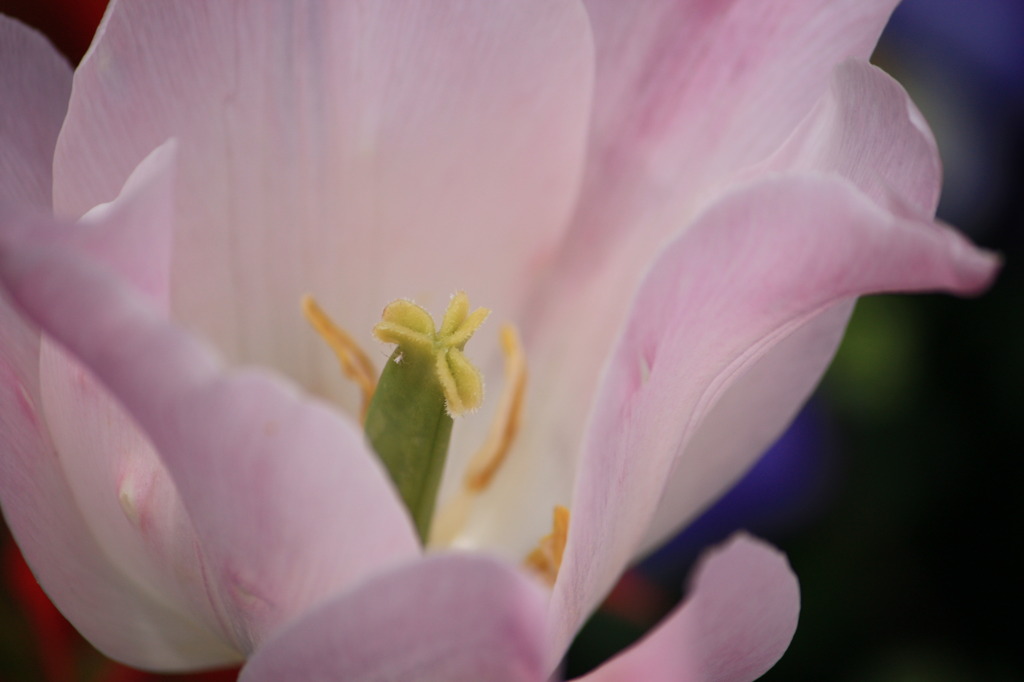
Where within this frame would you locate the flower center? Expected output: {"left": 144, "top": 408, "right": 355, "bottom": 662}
{"left": 303, "top": 293, "right": 570, "bottom": 584}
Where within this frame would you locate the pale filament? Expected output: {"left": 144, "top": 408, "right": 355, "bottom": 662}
{"left": 429, "top": 324, "right": 527, "bottom": 547}
{"left": 302, "top": 295, "right": 379, "bottom": 422}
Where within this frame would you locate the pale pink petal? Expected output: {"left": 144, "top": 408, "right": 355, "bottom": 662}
{"left": 753, "top": 59, "right": 943, "bottom": 219}
{"left": 0, "top": 301, "right": 242, "bottom": 669}
{"left": 1, "top": 147, "right": 237, "bottom": 667}
{"left": 0, "top": 190, "right": 237, "bottom": 668}
{"left": 0, "top": 15, "right": 70, "bottom": 209}
{"left": 0, "top": 11, "right": 69, "bottom": 491}
{"left": 0, "top": 22, "right": 230, "bottom": 670}
{"left": 637, "top": 304, "right": 854, "bottom": 556}
{"left": 548, "top": 176, "right": 999, "bottom": 657}
{"left": 638, "top": 60, "right": 957, "bottom": 552}
{"left": 577, "top": 535, "right": 799, "bottom": 682}
{"left": 36, "top": 143, "right": 236, "bottom": 655}
{"left": 463, "top": 2, "right": 910, "bottom": 557}
{"left": 55, "top": 0, "right": 593, "bottom": 418}
{"left": 575, "top": 0, "right": 900, "bottom": 243}
{"left": 65, "top": 140, "right": 177, "bottom": 309}
{"left": 240, "top": 555, "right": 549, "bottom": 682}
{"left": 0, "top": 208, "right": 420, "bottom": 651}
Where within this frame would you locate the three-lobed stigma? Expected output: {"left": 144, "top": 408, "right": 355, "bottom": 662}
{"left": 372, "top": 292, "right": 490, "bottom": 415}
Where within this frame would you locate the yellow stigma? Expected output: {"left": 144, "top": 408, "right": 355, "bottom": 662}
{"left": 373, "top": 292, "right": 490, "bottom": 415}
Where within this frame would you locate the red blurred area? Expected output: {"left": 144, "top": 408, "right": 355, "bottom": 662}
{"left": 3, "top": 538, "right": 74, "bottom": 681}
{"left": 0, "top": 0, "right": 106, "bottom": 63}
{"left": 3, "top": 535, "right": 240, "bottom": 681}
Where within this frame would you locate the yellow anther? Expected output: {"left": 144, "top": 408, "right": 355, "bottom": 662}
{"left": 372, "top": 292, "right": 489, "bottom": 415}
{"left": 302, "top": 295, "right": 378, "bottom": 421}
{"left": 524, "top": 506, "right": 570, "bottom": 586}
{"left": 429, "top": 325, "right": 526, "bottom": 547}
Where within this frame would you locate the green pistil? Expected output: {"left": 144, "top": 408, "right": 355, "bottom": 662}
{"left": 364, "top": 293, "right": 489, "bottom": 542}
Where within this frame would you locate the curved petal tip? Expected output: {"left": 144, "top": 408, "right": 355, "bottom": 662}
{"left": 578, "top": 533, "right": 799, "bottom": 682}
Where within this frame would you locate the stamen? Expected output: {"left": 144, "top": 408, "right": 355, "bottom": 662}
{"left": 429, "top": 325, "right": 526, "bottom": 546}
{"left": 524, "top": 506, "right": 570, "bottom": 586}
{"left": 301, "top": 295, "right": 377, "bottom": 421}
{"left": 465, "top": 325, "right": 526, "bottom": 491}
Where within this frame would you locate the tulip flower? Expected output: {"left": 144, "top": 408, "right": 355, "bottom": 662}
{"left": 0, "top": 1, "right": 999, "bottom": 680}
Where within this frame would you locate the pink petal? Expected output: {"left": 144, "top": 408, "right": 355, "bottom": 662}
{"left": 0, "top": 193, "right": 237, "bottom": 667}
{"left": 239, "top": 554, "right": 549, "bottom": 682}
{"left": 753, "top": 59, "right": 943, "bottom": 219}
{"left": 637, "top": 303, "right": 854, "bottom": 556}
{"left": 548, "top": 176, "right": 999, "bottom": 658}
{"left": 35, "top": 143, "right": 240, "bottom": 658}
{"left": 469, "top": 2, "right": 909, "bottom": 557}
{"left": 576, "top": 535, "right": 799, "bottom": 682}
{"left": 1, "top": 297, "right": 243, "bottom": 670}
{"left": 0, "top": 205, "right": 420, "bottom": 652}
{"left": 642, "top": 57, "right": 957, "bottom": 554}
{"left": 0, "top": 12, "right": 69, "bottom": 492}
{"left": 65, "top": 140, "right": 177, "bottom": 309}
{"left": 576, "top": 0, "right": 900, "bottom": 241}
{"left": 55, "top": 0, "right": 593, "bottom": 417}
{"left": 0, "top": 15, "right": 70, "bottom": 209}
{"left": 0, "top": 19, "right": 230, "bottom": 670}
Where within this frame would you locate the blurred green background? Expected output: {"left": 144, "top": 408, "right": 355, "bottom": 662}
{"left": 1, "top": 1, "right": 1021, "bottom": 681}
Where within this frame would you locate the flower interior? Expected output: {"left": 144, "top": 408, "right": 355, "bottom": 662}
{"left": 303, "top": 292, "right": 568, "bottom": 584}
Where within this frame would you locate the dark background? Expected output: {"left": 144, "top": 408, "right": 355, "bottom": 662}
{"left": 1, "top": 1, "right": 1021, "bottom": 680}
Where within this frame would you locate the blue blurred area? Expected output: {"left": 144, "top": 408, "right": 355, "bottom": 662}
{"left": 639, "top": 403, "right": 834, "bottom": 587}
{"left": 887, "top": 0, "right": 1024, "bottom": 95}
